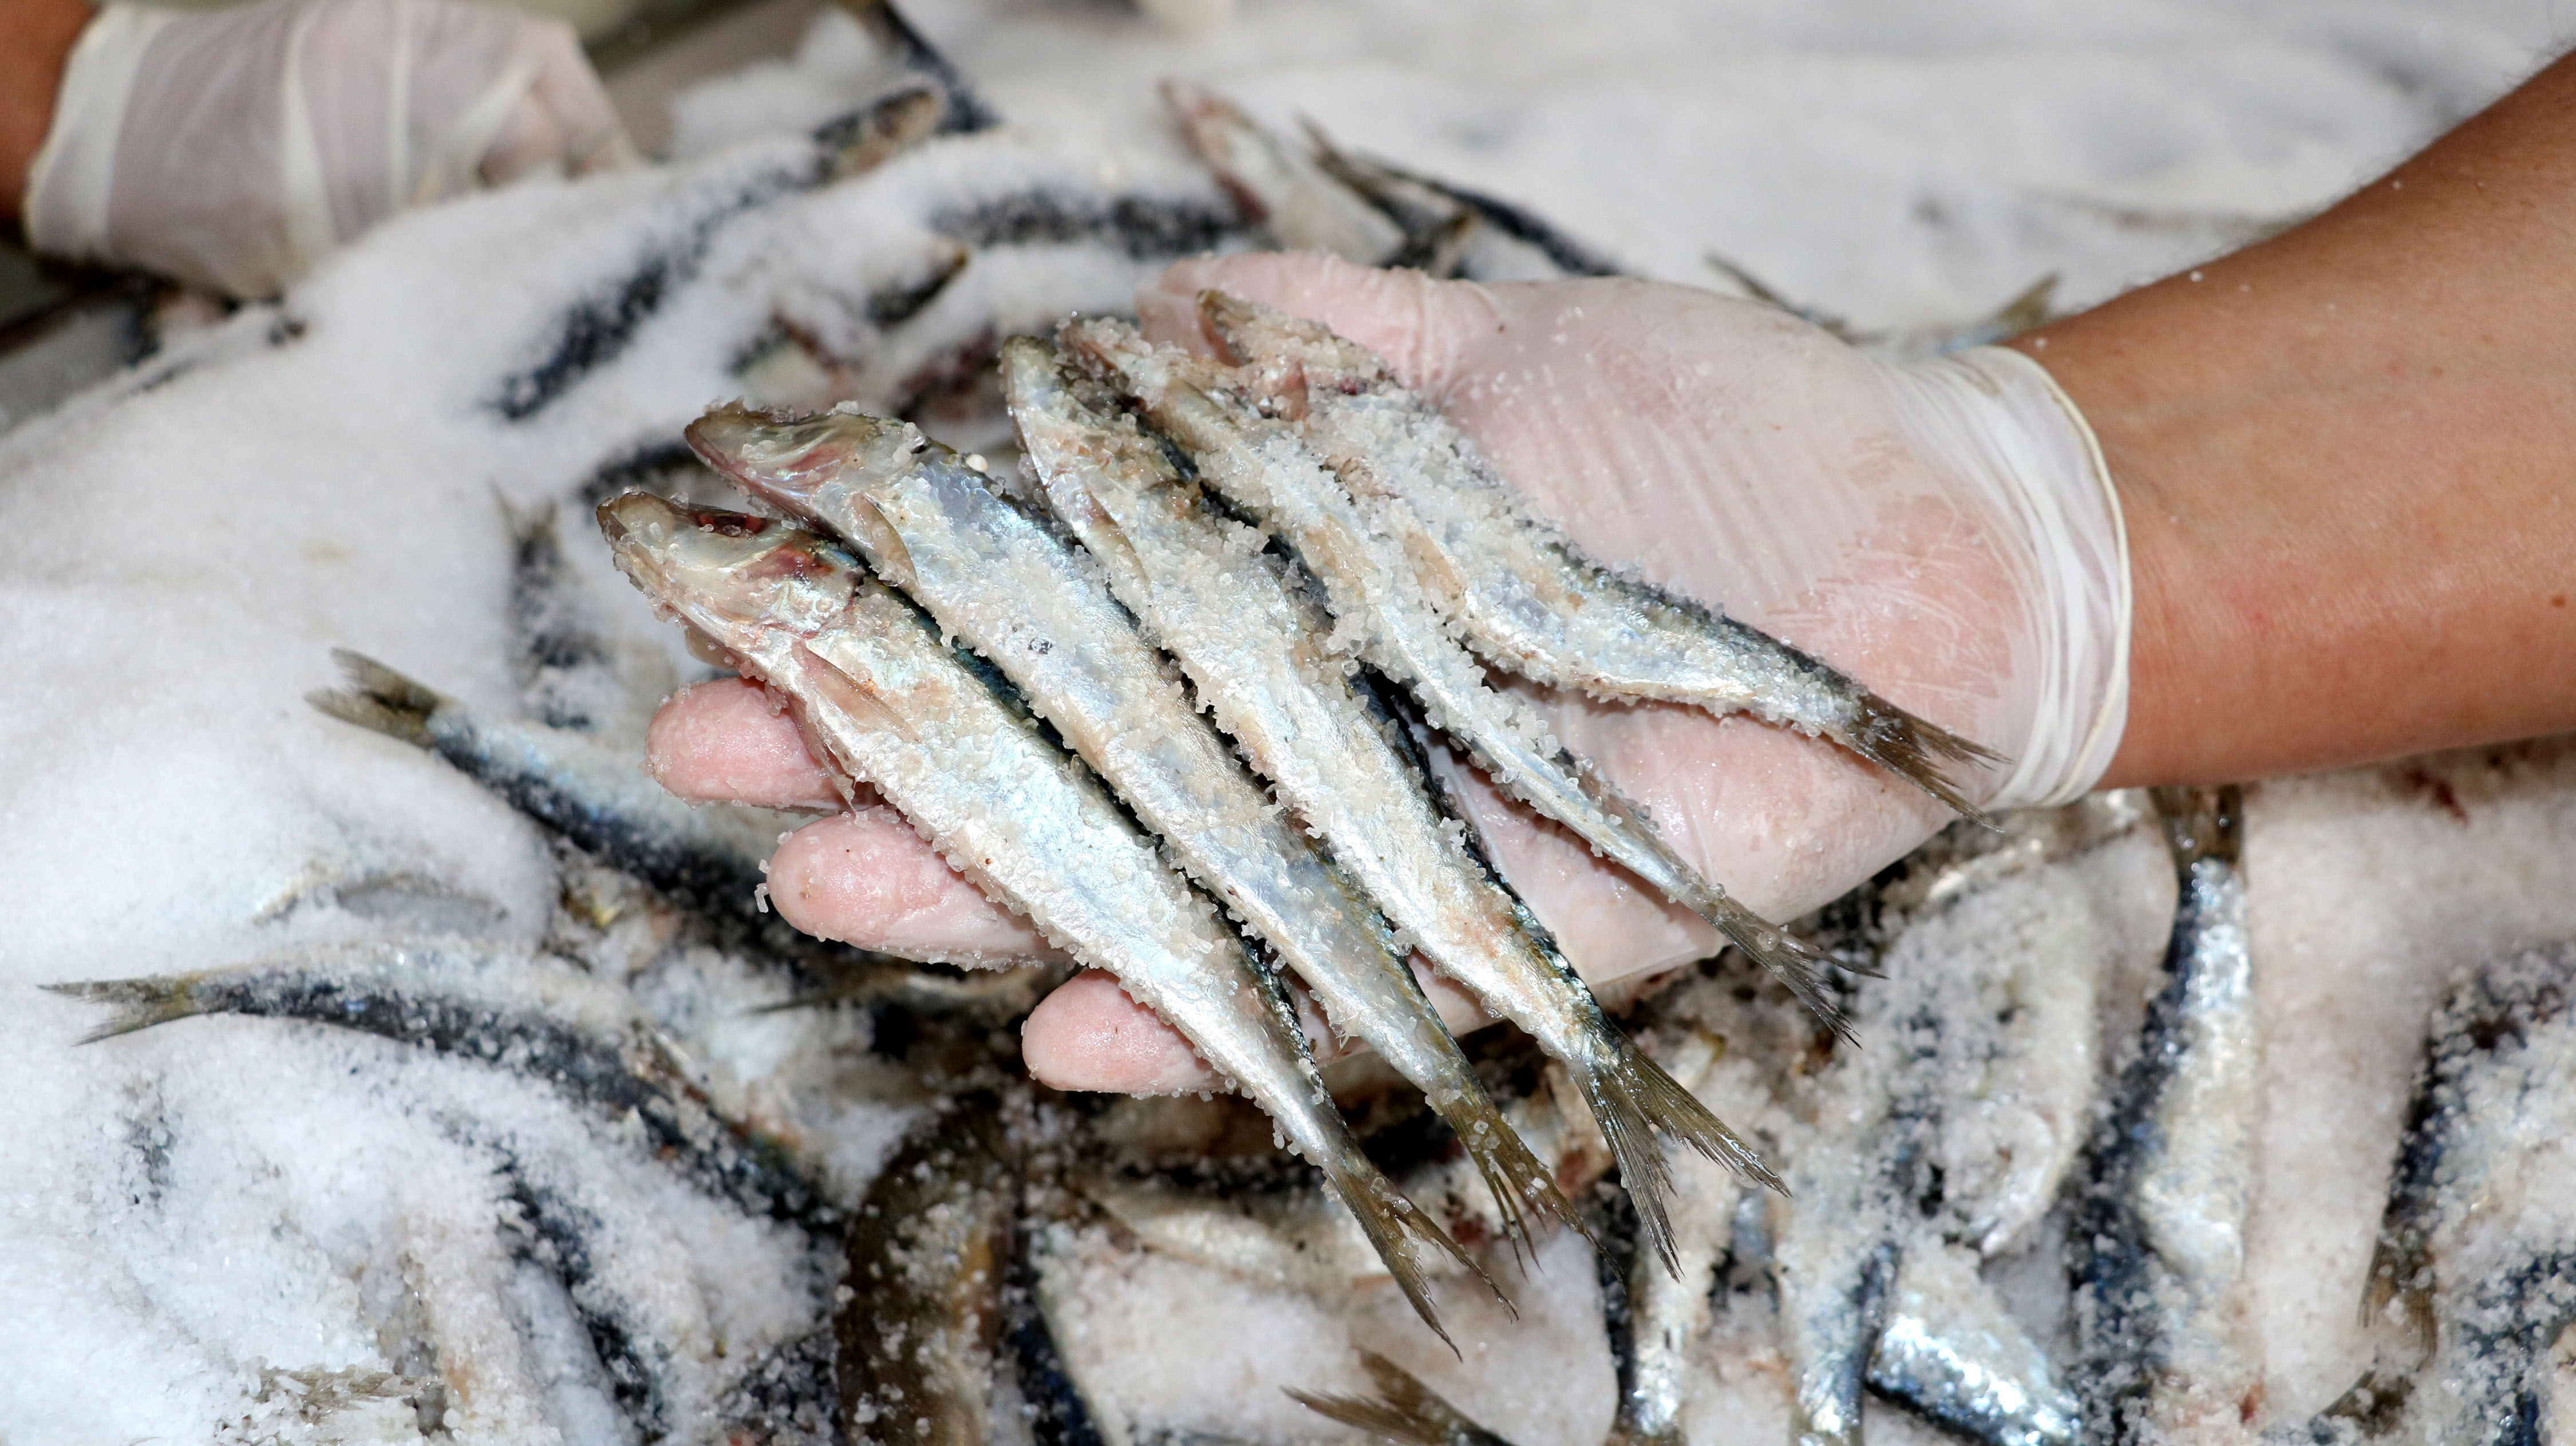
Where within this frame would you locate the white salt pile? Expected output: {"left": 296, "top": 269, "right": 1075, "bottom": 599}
{"left": 2, "top": 0, "right": 2574, "bottom": 1441}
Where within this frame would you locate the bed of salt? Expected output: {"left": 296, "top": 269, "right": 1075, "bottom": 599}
{"left": 5, "top": 0, "right": 2575, "bottom": 1441}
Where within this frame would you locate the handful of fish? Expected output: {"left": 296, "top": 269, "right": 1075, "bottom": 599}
{"left": 591, "top": 298, "right": 2001, "bottom": 1337}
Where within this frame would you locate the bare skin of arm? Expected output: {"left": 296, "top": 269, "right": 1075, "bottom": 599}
{"left": 0, "top": 0, "right": 93, "bottom": 220}
{"left": 2030, "top": 49, "right": 2576, "bottom": 787}
{"left": 651, "top": 54, "right": 2576, "bottom": 1093}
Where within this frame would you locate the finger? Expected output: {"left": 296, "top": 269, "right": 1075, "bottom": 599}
{"left": 768, "top": 808, "right": 1062, "bottom": 965}
{"left": 646, "top": 678, "right": 841, "bottom": 809}
{"left": 1135, "top": 251, "right": 1504, "bottom": 393}
{"left": 1021, "top": 969, "right": 1223, "bottom": 1093}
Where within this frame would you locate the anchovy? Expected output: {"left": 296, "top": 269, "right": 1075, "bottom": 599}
{"left": 839, "top": 1102, "right": 1018, "bottom": 1446}
{"left": 309, "top": 650, "right": 953, "bottom": 994}
{"left": 1600, "top": 1068, "right": 1745, "bottom": 1446}
{"left": 816, "top": 81, "right": 953, "bottom": 182}
{"left": 596, "top": 493, "right": 1484, "bottom": 1341}
{"left": 2300, "top": 942, "right": 2576, "bottom": 1445}
{"left": 1868, "top": 1243, "right": 2080, "bottom": 1446}
{"left": 1159, "top": 81, "right": 1406, "bottom": 263}
{"left": 1289, "top": 1349, "right": 1518, "bottom": 1446}
{"left": 831, "top": 0, "right": 1001, "bottom": 135}
{"left": 1195, "top": 291, "right": 2004, "bottom": 825}
{"left": 1006, "top": 336, "right": 1776, "bottom": 1276}
{"left": 2072, "top": 785, "right": 2262, "bottom": 1444}
{"left": 1777, "top": 799, "right": 2125, "bottom": 1446}
{"left": 688, "top": 402, "right": 1582, "bottom": 1259}
{"left": 48, "top": 941, "right": 836, "bottom": 1226}
{"left": 1059, "top": 315, "right": 1852, "bottom": 1038}
{"left": 1300, "top": 126, "right": 1617, "bottom": 283}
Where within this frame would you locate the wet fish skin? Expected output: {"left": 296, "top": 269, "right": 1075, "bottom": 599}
{"left": 686, "top": 398, "right": 1582, "bottom": 1260}
{"left": 1009, "top": 335, "right": 1777, "bottom": 1276}
{"left": 49, "top": 940, "right": 835, "bottom": 1226}
{"left": 2072, "top": 784, "right": 2261, "bottom": 1444}
{"left": 1197, "top": 291, "right": 2004, "bottom": 827}
{"left": 839, "top": 1103, "right": 1017, "bottom": 1446}
{"left": 596, "top": 493, "right": 1485, "bottom": 1342}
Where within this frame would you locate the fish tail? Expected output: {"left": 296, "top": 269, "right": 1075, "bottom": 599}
{"left": 1315, "top": 1150, "right": 1502, "bottom": 1354}
{"left": 1433, "top": 1082, "right": 1593, "bottom": 1266}
{"left": 1575, "top": 1030, "right": 1781, "bottom": 1277}
{"left": 306, "top": 649, "right": 441, "bottom": 748}
{"left": 42, "top": 977, "right": 206, "bottom": 1044}
{"left": 1837, "top": 693, "right": 2005, "bottom": 829}
{"left": 1287, "top": 1349, "right": 1506, "bottom": 1446}
{"left": 1685, "top": 889, "right": 1865, "bottom": 1044}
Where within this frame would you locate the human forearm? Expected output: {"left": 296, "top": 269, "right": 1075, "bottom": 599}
{"left": 0, "top": 0, "right": 92, "bottom": 220}
{"left": 2020, "top": 51, "right": 2576, "bottom": 787}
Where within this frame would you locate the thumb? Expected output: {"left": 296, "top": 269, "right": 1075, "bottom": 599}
{"left": 1136, "top": 250, "right": 1507, "bottom": 394}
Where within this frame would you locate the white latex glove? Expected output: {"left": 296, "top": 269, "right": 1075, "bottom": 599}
{"left": 23, "top": 0, "right": 637, "bottom": 299}
{"left": 645, "top": 250, "right": 2129, "bottom": 1092}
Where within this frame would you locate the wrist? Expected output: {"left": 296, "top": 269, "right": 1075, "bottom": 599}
{"left": 1, "top": 0, "right": 95, "bottom": 222}
{"left": 1871, "top": 345, "right": 2131, "bottom": 810}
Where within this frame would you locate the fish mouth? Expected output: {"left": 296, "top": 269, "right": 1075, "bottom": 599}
{"left": 686, "top": 402, "right": 923, "bottom": 512}
{"left": 596, "top": 492, "right": 850, "bottom": 639}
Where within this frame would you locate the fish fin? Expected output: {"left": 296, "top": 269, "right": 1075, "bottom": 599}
{"left": 1317, "top": 1153, "right": 1503, "bottom": 1353}
{"left": 1288, "top": 1349, "right": 1514, "bottom": 1446}
{"left": 42, "top": 978, "right": 204, "bottom": 1044}
{"left": 1838, "top": 693, "right": 2006, "bottom": 829}
{"left": 306, "top": 650, "right": 442, "bottom": 748}
{"left": 1577, "top": 1033, "right": 1782, "bottom": 1278}
{"left": 1439, "top": 1084, "right": 1593, "bottom": 1267}
{"left": 1684, "top": 891, "right": 1860, "bottom": 1045}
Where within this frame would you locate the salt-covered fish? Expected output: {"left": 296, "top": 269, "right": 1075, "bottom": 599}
{"left": 685, "top": 400, "right": 1581, "bottom": 1258}
{"left": 1006, "top": 337, "right": 1775, "bottom": 1275}
{"left": 2301, "top": 942, "right": 2576, "bottom": 1445}
{"left": 1160, "top": 81, "right": 1406, "bottom": 264}
{"left": 596, "top": 493, "right": 1484, "bottom": 1340}
{"left": 1059, "top": 315, "right": 1851, "bottom": 1040}
{"left": 49, "top": 940, "right": 834, "bottom": 1225}
{"left": 2072, "top": 785, "right": 2261, "bottom": 1444}
{"left": 838, "top": 1102, "right": 1018, "bottom": 1446}
{"left": 1195, "top": 291, "right": 2002, "bottom": 824}
{"left": 502, "top": 497, "right": 670, "bottom": 738}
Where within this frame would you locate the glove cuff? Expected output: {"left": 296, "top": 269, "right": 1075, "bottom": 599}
{"left": 22, "top": 5, "right": 176, "bottom": 262}
{"left": 1878, "top": 345, "right": 2131, "bottom": 811}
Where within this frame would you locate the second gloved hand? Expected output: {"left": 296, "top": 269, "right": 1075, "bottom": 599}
{"left": 647, "top": 251, "right": 2130, "bottom": 1092}
{"left": 23, "top": 0, "right": 638, "bottom": 299}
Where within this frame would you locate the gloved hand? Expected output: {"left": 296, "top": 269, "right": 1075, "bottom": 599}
{"left": 645, "top": 250, "right": 2130, "bottom": 1092}
{"left": 23, "top": 0, "right": 637, "bottom": 299}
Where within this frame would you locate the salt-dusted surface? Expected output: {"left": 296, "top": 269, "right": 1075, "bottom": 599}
{"left": 5, "top": 0, "right": 2576, "bottom": 1441}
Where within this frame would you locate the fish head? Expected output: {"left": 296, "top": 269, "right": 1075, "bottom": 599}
{"left": 595, "top": 492, "right": 860, "bottom": 654}
{"left": 686, "top": 402, "right": 927, "bottom": 518}
{"left": 1002, "top": 335, "right": 1183, "bottom": 535}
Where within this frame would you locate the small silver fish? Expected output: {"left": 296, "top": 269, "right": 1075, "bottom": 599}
{"left": 2302, "top": 942, "right": 2576, "bottom": 1445}
{"left": 1195, "top": 291, "right": 2004, "bottom": 825}
{"left": 2072, "top": 785, "right": 2262, "bottom": 1444}
{"left": 49, "top": 940, "right": 834, "bottom": 1226}
{"left": 1006, "top": 337, "right": 1776, "bottom": 1276}
{"left": 838, "top": 1102, "right": 1018, "bottom": 1446}
{"left": 685, "top": 400, "right": 1582, "bottom": 1260}
{"left": 596, "top": 493, "right": 1484, "bottom": 1341}
{"left": 1301, "top": 124, "right": 1618, "bottom": 283}
{"left": 1867, "top": 1244, "right": 2079, "bottom": 1446}
{"left": 1058, "top": 314, "right": 1854, "bottom": 1041}
{"left": 1159, "top": 80, "right": 1406, "bottom": 264}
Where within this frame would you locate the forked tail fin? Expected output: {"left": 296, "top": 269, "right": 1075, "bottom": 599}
{"left": 1839, "top": 692, "right": 2006, "bottom": 829}
{"left": 1682, "top": 888, "right": 1868, "bottom": 1046}
{"left": 1433, "top": 1081, "right": 1593, "bottom": 1267}
{"left": 305, "top": 649, "right": 442, "bottom": 748}
{"left": 44, "top": 977, "right": 206, "bottom": 1044}
{"left": 1317, "top": 1152, "right": 1504, "bottom": 1356}
{"left": 1575, "top": 1030, "right": 1783, "bottom": 1277}
{"left": 1287, "top": 1348, "right": 1521, "bottom": 1446}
